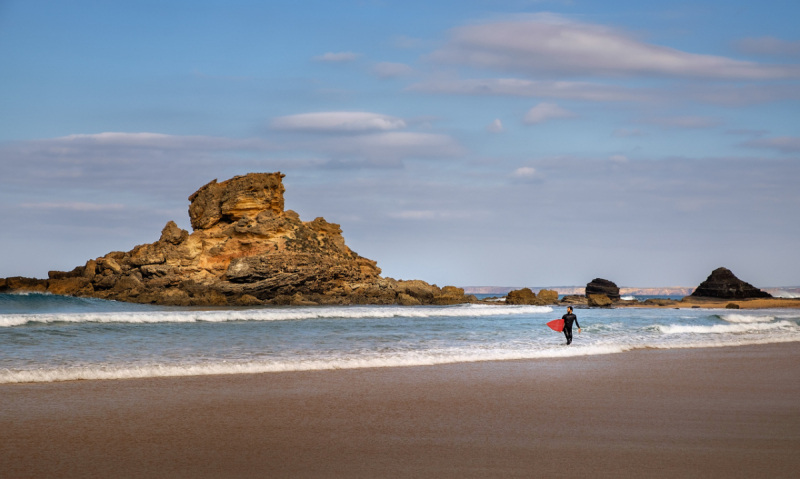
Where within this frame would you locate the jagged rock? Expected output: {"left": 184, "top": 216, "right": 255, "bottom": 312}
{"left": 1, "top": 173, "right": 474, "bottom": 307}
{"left": 537, "top": 289, "right": 559, "bottom": 304}
{"left": 690, "top": 268, "right": 772, "bottom": 300}
{"left": 586, "top": 278, "right": 620, "bottom": 301}
{"left": 506, "top": 288, "right": 544, "bottom": 305}
{"left": 588, "top": 294, "right": 612, "bottom": 307}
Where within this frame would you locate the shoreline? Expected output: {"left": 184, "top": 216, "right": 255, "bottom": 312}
{"left": 3, "top": 342, "right": 798, "bottom": 478}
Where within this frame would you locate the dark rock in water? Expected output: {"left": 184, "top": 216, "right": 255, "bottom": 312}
{"left": 536, "top": 289, "right": 559, "bottom": 304}
{"left": 506, "top": 288, "right": 543, "bottom": 305}
{"left": 725, "top": 303, "right": 740, "bottom": 309}
{"left": 585, "top": 278, "right": 620, "bottom": 301}
{"left": 643, "top": 298, "right": 678, "bottom": 307}
{"left": 587, "top": 294, "right": 612, "bottom": 307}
{"left": 690, "top": 268, "right": 772, "bottom": 300}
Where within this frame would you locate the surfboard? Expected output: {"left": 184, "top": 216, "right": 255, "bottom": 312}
{"left": 547, "top": 319, "right": 564, "bottom": 332}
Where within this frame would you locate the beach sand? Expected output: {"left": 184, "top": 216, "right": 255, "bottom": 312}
{"left": 2, "top": 343, "right": 799, "bottom": 478}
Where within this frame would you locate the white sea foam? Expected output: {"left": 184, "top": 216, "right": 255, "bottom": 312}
{"left": 772, "top": 290, "right": 800, "bottom": 298}
{"left": 621, "top": 296, "right": 636, "bottom": 301}
{"left": 719, "top": 314, "right": 776, "bottom": 323}
{"left": 2, "top": 336, "right": 798, "bottom": 384}
{"left": 0, "top": 304, "right": 552, "bottom": 327}
{"left": 658, "top": 321, "right": 795, "bottom": 334}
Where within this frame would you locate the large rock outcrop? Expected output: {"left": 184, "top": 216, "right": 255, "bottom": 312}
{"left": 0, "top": 173, "right": 476, "bottom": 307}
{"left": 585, "top": 278, "right": 620, "bottom": 301}
{"left": 505, "top": 288, "right": 560, "bottom": 305}
{"left": 690, "top": 268, "right": 772, "bottom": 300}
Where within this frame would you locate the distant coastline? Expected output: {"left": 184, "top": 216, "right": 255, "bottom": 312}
{"left": 462, "top": 286, "right": 800, "bottom": 297}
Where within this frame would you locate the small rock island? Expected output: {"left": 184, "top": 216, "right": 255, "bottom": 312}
{"left": 0, "top": 173, "right": 476, "bottom": 306}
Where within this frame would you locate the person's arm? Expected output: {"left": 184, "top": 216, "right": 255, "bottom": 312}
{"left": 575, "top": 316, "right": 581, "bottom": 331}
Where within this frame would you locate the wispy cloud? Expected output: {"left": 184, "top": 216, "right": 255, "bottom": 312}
{"left": 486, "top": 119, "right": 504, "bottom": 133}
{"left": 271, "top": 112, "right": 407, "bottom": 132}
{"left": 734, "top": 37, "right": 800, "bottom": 58}
{"left": 643, "top": 116, "right": 721, "bottom": 129}
{"left": 312, "top": 51, "right": 361, "bottom": 62}
{"left": 523, "top": 102, "right": 577, "bottom": 124}
{"left": 740, "top": 136, "right": 800, "bottom": 153}
{"left": 372, "top": 62, "right": 414, "bottom": 79}
{"left": 429, "top": 16, "right": 800, "bottom": 79}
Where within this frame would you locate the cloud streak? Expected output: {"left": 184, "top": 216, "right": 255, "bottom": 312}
{"left": 271, "top": 112, "right": 407, "bottom": 132}
{"left": 741, "top": 136, "right": 800, "bottom": 153}
{"left": 523, "top": 102, "right": 577, "bottom": 124}
{"left": 429, "top": 17, "right": 800, "bottom": 79}
{"left": 313, "top": 51, "right": 361, "bottom": 62}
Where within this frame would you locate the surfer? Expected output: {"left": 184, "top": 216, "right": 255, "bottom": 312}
{"left": 562, "top": 307, "right": 581, "bottom": 345}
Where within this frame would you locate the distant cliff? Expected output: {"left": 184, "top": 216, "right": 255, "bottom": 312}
{"left": 0, "top": 173, "right": 476, "bottom": 306}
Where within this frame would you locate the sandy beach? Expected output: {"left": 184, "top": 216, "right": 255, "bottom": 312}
{"left": 2, "top": 342, "right": 798, "bottom": 478}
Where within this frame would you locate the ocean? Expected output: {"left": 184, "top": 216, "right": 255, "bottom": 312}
{"left": 2, "top": 292, "right": 798, "bottom": 384}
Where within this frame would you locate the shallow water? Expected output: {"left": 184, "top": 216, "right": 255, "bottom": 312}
{"left": 1, "top": 293, "right": 798, "bottom": 383}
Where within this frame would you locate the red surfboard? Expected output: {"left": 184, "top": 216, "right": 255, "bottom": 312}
{"left": 547, "top": 319, "right": 564, "bottom": 332}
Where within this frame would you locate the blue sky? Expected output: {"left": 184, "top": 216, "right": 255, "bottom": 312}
{"left": 1, "top": 0, "right": 798, "bottom": 287}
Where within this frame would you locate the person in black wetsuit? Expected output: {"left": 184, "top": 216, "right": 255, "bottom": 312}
{"left": 562, "top": 307, "right": 581, "bottom": 345}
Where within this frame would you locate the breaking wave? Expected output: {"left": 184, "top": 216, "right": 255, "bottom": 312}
{"left": 0, "top": 304, "right": 553, "bottom": 328}
{"left": 718, "top": 314, "right": 777, "bottom": 323}
{"left": 658, "top": 321, "right": 796, "bottom": 334}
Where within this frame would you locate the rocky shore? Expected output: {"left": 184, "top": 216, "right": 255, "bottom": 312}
{"left": 0, "top": 173, "right": 477, "bottom": 307}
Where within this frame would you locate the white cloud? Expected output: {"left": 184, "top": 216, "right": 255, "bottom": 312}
{"left": 735, "top": 37, "right": 800, "bottom": 58}
{"left": 512, "top": 166, "right": 537, "bottom": 177}
{"left": 429, "top": 17, "right": 800, "bottom": 79}
{"left": 486, "top": 119, "right": 504, "bottom": 133}
{"left": 312, "top": 51, "right": 361, "bottom": 62}
{"left": 271, "top": 112, "right": 407, "bottom": 132}
{"left": 523, "top": 102, "right": 577, "bottom": 124}
{"left": 644, "top": 116, "right": 720, "bottom": 129}
{"left": 408, "top": 78, "right": 652, "bottom": 102}
{"left": 372, "top": 62, "right": 414, "bottom": 79}
{"left": 612, "top": 128, "right": 643, "bottom": 138}
{"left": 741, "top": 136, "right": 800, "bottom": 153}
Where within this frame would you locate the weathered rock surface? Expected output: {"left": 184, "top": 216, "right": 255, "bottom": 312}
{"left": 587, "top": 294, "right": 612, "bottom": 307}
{"left": 690, "top": 268, "right": 772, "bottom": 300}
{"left": 505, "top": 288, "right": 543, "bottom": 305}
{"left": 585, "top": 278, "right": 620, "bottom": 301}
{"left": 643, "top": 298, "right": 678, "bottom": 307}
{"left": 560, "top": 295, "right": 588, "bottom": 305}
{"left": 536, "top": 289, "right": 559, "bottom": 304}
{"left": 0, "top": 173, "right": 476, "bottom": 306}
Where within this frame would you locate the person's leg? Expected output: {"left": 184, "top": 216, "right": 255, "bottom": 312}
{"left": 564, "top": 324, "right": 572, "bottom": 344}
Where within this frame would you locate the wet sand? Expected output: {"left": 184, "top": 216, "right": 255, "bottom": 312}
{"left": 2, "top": 342, "right": 799, "bottom": 478}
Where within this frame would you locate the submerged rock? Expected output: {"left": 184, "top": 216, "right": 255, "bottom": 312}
{"left": 690, "top": 268, "right": 772, "bottom": 300}
{"left": 1, "top": 173, "right": 474, "bottom": 306}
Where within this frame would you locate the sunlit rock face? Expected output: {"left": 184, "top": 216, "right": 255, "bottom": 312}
{"left": 2, "top": 173, "right": 475, "bottom": 307}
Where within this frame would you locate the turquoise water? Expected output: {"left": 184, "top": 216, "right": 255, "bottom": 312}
{"left": 1, "top": 292, "right": 798, "bottom": 384}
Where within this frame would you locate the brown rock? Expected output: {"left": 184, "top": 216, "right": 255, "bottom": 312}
{"left": 586, "top": 279, "right": 620, "bottom": 301}
{"left": 159, "top": 221, "right": 189, "bottom": 245}
{"left": 83, "top": 260, "right": 97, "bottom": 279}
{"left": 537, "top": 289, "right": 559, "bottom": 304}
{"left": 643, "top": 298, "right": 677, "bottom": 307}
{"left": 4, "top": 277, "right": 48, "bottom": 293}
{"left": 234, "top": 294, "right": 263, "bottom": 306}
{"left": 587, "top": 294, "right": 612, "bottom": 307}
{"left": 188, "top": 173, "right": 286, "bottom": 230}
{"left": 725, "top": 303, "right": 740, "bottom": 309}
{"left": 397, "top": 293, "right": 421, "bottom": 306}
{"left": 561, "top": 295, "right": 588, "bottom": 305}
{"left": 47, "top": 277, "right": 92, "bottom": 296}
{"left": 506, "top": 288, "right": 543, "bottom": 305}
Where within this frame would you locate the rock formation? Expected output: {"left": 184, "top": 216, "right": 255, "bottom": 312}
{"left": 690, "top": 268, "right": 772, "bottom": 300}
{"left": 505, "top": 288, "right": 560, "bottom": 305}
{"left": 587, "top": 294, "right": 612, "bottom": 307}
{"left": 0, "top": 173, "right": 477, "bottom": 306}
{"left": 585, "top": 278, "right": 620, "bottom": 301}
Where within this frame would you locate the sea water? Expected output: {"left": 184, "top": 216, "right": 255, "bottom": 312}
{"left": 1, "top": 292, "right": 798, "bottom": 384}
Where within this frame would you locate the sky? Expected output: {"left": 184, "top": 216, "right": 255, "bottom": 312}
{"left": 1, "top": 0, "right": 799, "bottom": 288}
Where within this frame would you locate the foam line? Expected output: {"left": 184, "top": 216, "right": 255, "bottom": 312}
{"left": 658, "top": 321, "right": 796, "bottom": 334}
{"left": 2, "top": 336, "right": 799, "bottom": 384}
{"left": 0, "top": 304, "right": 553, "bottom": 327}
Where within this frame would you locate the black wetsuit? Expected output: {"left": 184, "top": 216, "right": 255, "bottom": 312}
{"left": 562, "top": 313, "right": 580, "bottom": 345}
